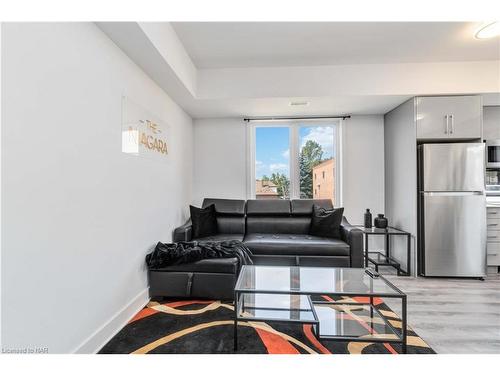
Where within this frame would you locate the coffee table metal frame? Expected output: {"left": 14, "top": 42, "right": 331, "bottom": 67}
{"left": 233, "top": 266, "right": 407, "bottom": 354}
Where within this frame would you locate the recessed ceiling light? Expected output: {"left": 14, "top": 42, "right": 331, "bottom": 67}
{"left": 289, "top": 101, "right": 309, "bottom": 106}
{"left": 475, "top": 22, "right": 500, "bottom": 39}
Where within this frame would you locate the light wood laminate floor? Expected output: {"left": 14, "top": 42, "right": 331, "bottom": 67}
{"left": 382, "top": 273, "right": 500, "bottom": 354}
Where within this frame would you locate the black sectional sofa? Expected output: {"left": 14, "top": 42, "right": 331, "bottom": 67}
{"left": 149, "top": 198, "right": 363, "bottom": 300}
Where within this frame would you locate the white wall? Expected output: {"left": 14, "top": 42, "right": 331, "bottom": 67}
{"left": 192, "top": 116, "right": 385, "bottom": 224}
{"left": 342, "top": 116, "right": 385, "bottom": 224}
{"left": 192, "top": 118, "right": 247, "bottom": 206}
{"left": 483, "top": 106, "right": 500, "bottom": 140}
{"left": 1, "top": 23, "right": 193, "bottom": 353}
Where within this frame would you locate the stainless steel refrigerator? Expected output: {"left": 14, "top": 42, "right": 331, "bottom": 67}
{"left": 418, "top": 143, "right": 486, "bottom": 277}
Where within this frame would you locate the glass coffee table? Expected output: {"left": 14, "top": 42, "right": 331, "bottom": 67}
{"left": 233, "top": 265, "right": 407, "bottom": 353}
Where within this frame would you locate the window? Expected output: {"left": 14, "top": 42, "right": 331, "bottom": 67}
{"left": 254, "top": 127, "right": 290, "bottom": 199}
{"left": 250, "top": 121, "right": 340, "bottom": 204}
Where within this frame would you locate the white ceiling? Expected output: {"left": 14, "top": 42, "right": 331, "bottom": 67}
{"left": 172, "top": 22, "right": 500, "bottom": 69}
{"left": 100, "top": 22, "right": 500, "bottom": 118}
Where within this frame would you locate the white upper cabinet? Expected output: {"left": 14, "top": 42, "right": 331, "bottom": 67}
{"left": 416, "top": 96, "right": 482, "bottom": 140}
{"left": 483, "top": 106, "right": 500, "bottom": 140}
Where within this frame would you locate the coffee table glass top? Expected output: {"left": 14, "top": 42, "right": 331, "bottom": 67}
{"left": 235, "top": 266, "right": 403, "bottom": 297}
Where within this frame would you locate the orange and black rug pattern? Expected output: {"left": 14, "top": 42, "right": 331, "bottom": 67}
{"left": 99, "top": 296, "right": 435, "bottom": 354}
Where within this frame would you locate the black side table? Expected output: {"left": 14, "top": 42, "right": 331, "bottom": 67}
{"left": 355, "top": 226, "right": 411, "bottom": 276}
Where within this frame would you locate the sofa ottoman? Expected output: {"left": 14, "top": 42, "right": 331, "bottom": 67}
{"left": 148, "top": 257, "right": 238, "bottom": 301}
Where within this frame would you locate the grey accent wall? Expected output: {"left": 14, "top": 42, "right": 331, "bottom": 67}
{"left": 384, "top": 99, "right": 418, "bottom": 276}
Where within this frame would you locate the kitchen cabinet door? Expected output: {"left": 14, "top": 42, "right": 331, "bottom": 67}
{"left": 416, "top": 96, "right": 482, "bottom": 140}
{"left": 483, "top": 106, "right": 500, "bottom": 140}
{"left": 416, "top": 97, "right": 450, "bottom": 140}
{"left": 447, "top": 96, "right": 482, "bottom": 139}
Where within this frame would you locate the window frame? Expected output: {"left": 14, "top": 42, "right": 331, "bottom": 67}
{"left": 247, "top": 119, "right": 343, "bottom": 204}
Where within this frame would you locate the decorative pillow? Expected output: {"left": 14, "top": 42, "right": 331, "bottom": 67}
{"left": 309, "top": 205, "right": 344, "bottom": 239}
{"left": 190, "top": 204, "right": 218, "bottom": 239}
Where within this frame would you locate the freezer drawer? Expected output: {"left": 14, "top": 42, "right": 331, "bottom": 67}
{"left": 420, "top": 143, "right": 485, "bottom": 192}
{"left": 487, "top": 243, "right": 500, "bottom": 266}
{"left": 487, "top": 230, "right": 500, "bottom": 242}
{"left": 487, "top": 207, "right": 500, "bottom": 219}
{"left": 422, "top": 192, "right": 486, "bottom": 277}
{"left": 487, "top": 254, "right": 500, "bottom": 266}
{"left": 487, "top": 218, "right": 500, "bottom": 229}
{"left": 487, "top": 242, "right": 500, "bottom": 256}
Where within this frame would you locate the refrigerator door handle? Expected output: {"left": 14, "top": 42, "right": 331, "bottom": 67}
{"left": 444, "top": 115, "right": 449, "bottom": 134}
{"left": 422, "top": 191, "right": 484, "bottom": 196}
{"left": 449, "top": 114, "right": 454, "bottom": 134}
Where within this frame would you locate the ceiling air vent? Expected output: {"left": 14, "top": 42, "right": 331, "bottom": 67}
{"left": 289, "top": 101, "right": 309, "bottom": 107}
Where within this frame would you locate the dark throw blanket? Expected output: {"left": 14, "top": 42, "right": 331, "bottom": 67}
{"left": 145, "top": 240, "right": 253, "bottom": 269}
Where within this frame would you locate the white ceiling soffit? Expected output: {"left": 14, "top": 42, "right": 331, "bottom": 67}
{"left": 96, "top": 22, "right": 196, "bottom": 111}
{"left": 97, "top": 22, "right": 500, "bottom": 118}
{"left": 171, "top": 22, "right": 500, "bottom": 69}
{"left": 182, "top": 95, "right": 412, "bottom": 119}
{"left": 196, "top": 61, "right": 500, "bottom": 99}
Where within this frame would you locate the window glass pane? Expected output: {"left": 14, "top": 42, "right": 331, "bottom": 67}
{"left": 299, "top": 125, "right": 335, "bottom": 203}
{"left": 255, "top": 127, "right": 290, "bottom": 199}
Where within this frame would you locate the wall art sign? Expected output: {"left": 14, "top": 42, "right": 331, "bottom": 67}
{"left": 121, "top": 96, "right": 169, "bottom": 161}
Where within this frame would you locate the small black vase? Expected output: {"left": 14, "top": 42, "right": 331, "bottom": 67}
{"left": 374, "top": 214, "right": 388, "bottom": 229}
{"left": 364, "top": 209, "right": 372, "bottom": 228}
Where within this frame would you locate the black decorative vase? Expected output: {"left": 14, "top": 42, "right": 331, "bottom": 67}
{"left": 374, "top": 214, "right": 388, "bottom": 229}
{"left": 364, "top": 209, "right": 372, "bottom": 228}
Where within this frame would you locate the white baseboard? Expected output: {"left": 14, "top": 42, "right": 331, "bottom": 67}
{"left": 73, "top": 288, "right": 150, "bottom": 354}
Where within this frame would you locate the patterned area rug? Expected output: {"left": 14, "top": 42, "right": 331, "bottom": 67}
{"left": 100, "top": 296, "right": 435, "bottom": 354}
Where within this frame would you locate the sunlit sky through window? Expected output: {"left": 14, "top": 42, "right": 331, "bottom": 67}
{"left": 255, "top": 126, "right": 335, "bottom": 179}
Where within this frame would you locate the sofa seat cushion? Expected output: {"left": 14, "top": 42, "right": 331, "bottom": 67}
{"left": 194, "top": 233, "right": 244, "bottom": 242}
{"left": 152, "top": 257, "right": 238, "bottom": 274}
{"left": 243, "top": 233, "right": 350, "bottom": 256}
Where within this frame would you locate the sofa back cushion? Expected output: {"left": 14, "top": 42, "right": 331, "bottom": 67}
{"left": 246, "top": 199, "right": 336, "bottom": 235}
{"left": 202, "top": 198, "right": 246, "bottom": 234}
{"left": 246, "top": 216, "right": 311, "bottom": 234}
{"left": 245, "top": 199, "right": 308, "bottom": 234}
{"left": 291, "top": 199, "right": 333, "bottom": 216}
{"left": 198, "top": 198, "right": 339, "bottom": 236}
{"left": 246, "top": 199, "right": 294, "bottom": 234}
{"left": 246, "top": 199, "right": 291, "bottom": 216}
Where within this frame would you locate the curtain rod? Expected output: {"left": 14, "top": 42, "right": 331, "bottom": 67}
{"left": 243, "top": 115, "right": 351, "bottom": 122}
